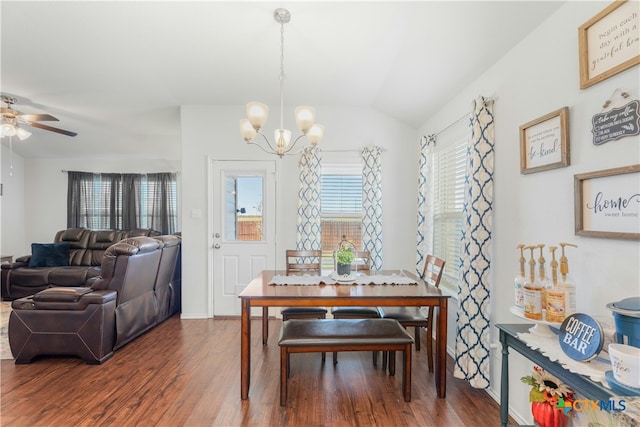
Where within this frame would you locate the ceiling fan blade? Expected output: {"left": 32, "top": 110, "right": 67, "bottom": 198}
{"left": 18, "top": 113, "right": 59, "bottom": 122}
{"left": 28, "top": 121, "right": 77, "bottom": 137}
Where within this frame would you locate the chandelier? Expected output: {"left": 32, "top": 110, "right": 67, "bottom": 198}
{"left": 239, "top": 8, "right": 324, "bottom": 158}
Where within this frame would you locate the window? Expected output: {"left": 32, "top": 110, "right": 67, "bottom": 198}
{"left": 432, "top": 121, "right": 468, "bottom": 292}
{"left": 225, "top": 175, "right": 263, "bottom": 241}
{"left": 320, "top": 164, "right": 362, "bottom": 268}
{"left": 67, "top": 172, "right": 178, "bottom": 234}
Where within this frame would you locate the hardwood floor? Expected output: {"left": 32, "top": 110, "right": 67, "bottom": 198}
{"left": 1, "top": 315, "right": 514, "bottom": 426}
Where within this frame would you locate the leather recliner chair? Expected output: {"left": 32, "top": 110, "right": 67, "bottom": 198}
{"left": 9, "top": 236, "right": 164, "bottom": 363}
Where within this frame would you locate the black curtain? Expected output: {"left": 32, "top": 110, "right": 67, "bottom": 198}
{"left": 148, "top": 173, "right": 177, "bottom": 234}
{"left": 66, "top": 171, "right": 177, "bottom": 233}
{"left": 67, "top": 171, "right": 94, "bottom": 228}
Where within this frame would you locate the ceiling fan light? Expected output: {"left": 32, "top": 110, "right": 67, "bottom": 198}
{"left": 239, "top": 119, "right": 257, "bottom": 142}
{"left": 307, "top": 124, "right": 324, "bottom": 146}
{"left": 1, "top": 123, "right": 16, "bottom": 137}
{"left": 16, "top": 126, "right": 31, "bottom": 141}
{"left": 246, "top": 102, "right": 269, "bottom": 130}
{"left": 295, "top": 106, "right": 315, "bottom": 134}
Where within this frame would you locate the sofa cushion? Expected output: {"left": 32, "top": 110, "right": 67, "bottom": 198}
{"left": 48, "top": 266, "right": 102, "bottom": 287}
{"left": 59, "top": 228, "right": 86, "bottom": 242}
{"left": 28, "top": 243, "right": 70, "bottom": 268}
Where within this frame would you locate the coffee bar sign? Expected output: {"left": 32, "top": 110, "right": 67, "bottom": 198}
{"left": 592, "top": 99, "right": 640, "bottom": 145}
{"left": 559, "top": 313, "right": 604, "bottom": 362}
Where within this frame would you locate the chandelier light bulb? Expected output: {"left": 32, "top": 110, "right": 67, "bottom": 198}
{"left": 307, "top": 124, "right": 325, "bottom": 146}
{"left": 275, "top": 129, "right": 292, "bottom": 152}
{"left": 246, "top": 102, "right": 269, "bottom": 130}
{"left": 239, "top": 119, "right": 257, "bottom": 142}
{"left": 295, "top": 106, "right": 316, "bottom": 134}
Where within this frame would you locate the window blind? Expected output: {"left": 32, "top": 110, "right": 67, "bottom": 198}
{"left": 433, "top": 120, "right": 468, "bottom": 292}
{"left": 320, "top": 164, "right": 363, "bottom": 266}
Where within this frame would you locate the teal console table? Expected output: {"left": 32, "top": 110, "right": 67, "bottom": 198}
{"left": 496, "top": 323, "right": 614, "bottom": 427}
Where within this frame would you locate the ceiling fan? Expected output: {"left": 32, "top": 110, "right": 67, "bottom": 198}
{"left": 1, "top": 95, "right": 77, "bottom": 140}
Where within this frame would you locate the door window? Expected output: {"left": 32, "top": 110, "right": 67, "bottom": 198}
{"left": 224, "top": 175, "right": 263, "bottom": 241}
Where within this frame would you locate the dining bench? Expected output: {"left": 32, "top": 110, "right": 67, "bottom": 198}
{"left": 278, "top": 318, "right": 414, "bottom": 406}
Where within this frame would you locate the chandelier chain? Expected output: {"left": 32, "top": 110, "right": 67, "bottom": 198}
{"left": 279, "top": 20, "right": 286, "bottom": 130}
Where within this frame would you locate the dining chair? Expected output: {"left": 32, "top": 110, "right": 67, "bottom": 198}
{"left": 279, "top": 249, "right": 328, "bottom": 360}
{"left": 281, "top": 249, "right": 327, "bottom": 320}
{"left": 330, "top": 251, "right": 380, "bottom": 365}
{"left": 378, "top": 254, "right": 446, "bottom": 372}
{"left": 261, "top": 250, "right": 327, "bottom": 345}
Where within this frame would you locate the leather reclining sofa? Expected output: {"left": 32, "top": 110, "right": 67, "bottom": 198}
{"left": 7, "top": 232, "right": 181, "bottom": 364}
{"left": 1, "top": 228, "right": 161, "bottom": 300}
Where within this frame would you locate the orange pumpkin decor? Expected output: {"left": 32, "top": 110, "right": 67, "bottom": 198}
{"left": 531, "top": 401, "right": 568, "bottom": 427}
{"left": 521, "top": 366, "right": 574, "bottom": 427}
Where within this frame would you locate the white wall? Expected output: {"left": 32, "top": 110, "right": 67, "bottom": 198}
{"left": 1, "top": 144, "right": 27, "bottom": 257}
{"left": 420, "top": 1, "right": 640, "bottom": 423}
{"left": 179, "top": 105, "right": 418, "bottom": 318}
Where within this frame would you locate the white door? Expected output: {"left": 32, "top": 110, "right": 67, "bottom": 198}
{"left": 211, "top": 160, "right": 276, "bottom": 316}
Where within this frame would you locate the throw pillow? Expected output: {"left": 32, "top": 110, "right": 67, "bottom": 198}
{"left": 28, "top": 243, "right": 71, "bottom": 268}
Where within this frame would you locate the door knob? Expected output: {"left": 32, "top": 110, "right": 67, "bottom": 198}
{"left": 214, "top": 243, "right": 221, "bottom": 249}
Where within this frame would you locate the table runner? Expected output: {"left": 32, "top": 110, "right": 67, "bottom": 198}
{"left": 517, "top": 329, "right": 615, "bottom": 388}
{"left": 269, "top": 272, "right": 418, "bottom": 286}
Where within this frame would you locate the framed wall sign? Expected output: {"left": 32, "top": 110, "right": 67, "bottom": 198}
{"left": 579, "top": 0, "right": 640, "bottom": 90}
{"left": 520, "top": 107, "right": 570, "bottom": 174}
{"left": 574, "top": 164, "right": 640, "bottom": 240}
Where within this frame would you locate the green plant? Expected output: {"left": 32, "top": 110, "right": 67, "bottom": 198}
{"left": 335, "top": 248, "right": 355, "bottom": 266}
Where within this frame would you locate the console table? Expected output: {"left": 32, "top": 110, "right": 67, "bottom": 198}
{"left": 497, "top": 323, "right": 614, "bottom": 427}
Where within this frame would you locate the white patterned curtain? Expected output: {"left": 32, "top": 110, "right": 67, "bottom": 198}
{"left": 453, "top": 96, "right": 495, "bottom": 389}
{"left": 415, "top": 135, "right": 436, "bottom": 275}
{"left": 296, "top": 147, "right": 322, "bottom": 251}
{"left": 361, "top": 146, "right": 383, "bottom": 270}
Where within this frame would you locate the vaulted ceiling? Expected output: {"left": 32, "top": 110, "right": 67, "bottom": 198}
{"left": 1, "top": 1, "right": 564, "bottom": 160}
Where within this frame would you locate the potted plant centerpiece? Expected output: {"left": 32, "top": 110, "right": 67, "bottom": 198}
{"left": 335, "top": 246, "right": 355, "bottom": 276}
{"left": 334, "top": 235, "right": 356, "bottom": 277}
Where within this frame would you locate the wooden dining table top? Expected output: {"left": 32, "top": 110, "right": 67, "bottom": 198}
{"left": 238, "top": 269, "right": 449, "bottom": 304}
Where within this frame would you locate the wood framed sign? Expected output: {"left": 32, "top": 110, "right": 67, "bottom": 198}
{"left": 579, "top": 0, "right": 640, "bottom": 90}
{"left": 574, "top": 164, "right": 640, "bottom": 240}
{"left": 520, "top": 107, "right": 570, "bottom": 174}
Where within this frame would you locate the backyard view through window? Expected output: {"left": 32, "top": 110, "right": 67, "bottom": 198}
{"left": 227, "top": 176, "right": 263, "bottom": 241}
{"left": 321, "top": 165, "right": 363, "bottom": 269}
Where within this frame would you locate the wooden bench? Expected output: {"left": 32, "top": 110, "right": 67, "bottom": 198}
{"left": 278, "top": 318, "right": 414, "bottom": 406}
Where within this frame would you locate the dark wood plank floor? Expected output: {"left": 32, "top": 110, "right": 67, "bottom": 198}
{"left": 1, "top": 315, "right": 515, "bottom": 426}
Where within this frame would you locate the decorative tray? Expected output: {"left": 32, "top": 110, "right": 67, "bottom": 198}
{"left": 330, "top": 272, "right": 356, "bottom": 282}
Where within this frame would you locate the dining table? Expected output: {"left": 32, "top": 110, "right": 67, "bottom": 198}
{"left": 238, "top": 269, "right": 450, "bottom": 400}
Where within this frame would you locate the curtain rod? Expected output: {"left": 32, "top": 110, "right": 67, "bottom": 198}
{"left": 61, "top": 170, "right": 180, "bottom": 175}
{"left": 432, "top": 97, "right": 495, "bottom": 137}
{"left": 322, "top": 147, "right": 387, "bottom": 153}
{"left": 434, "top": 113, "right": 469, "bottom": 137}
